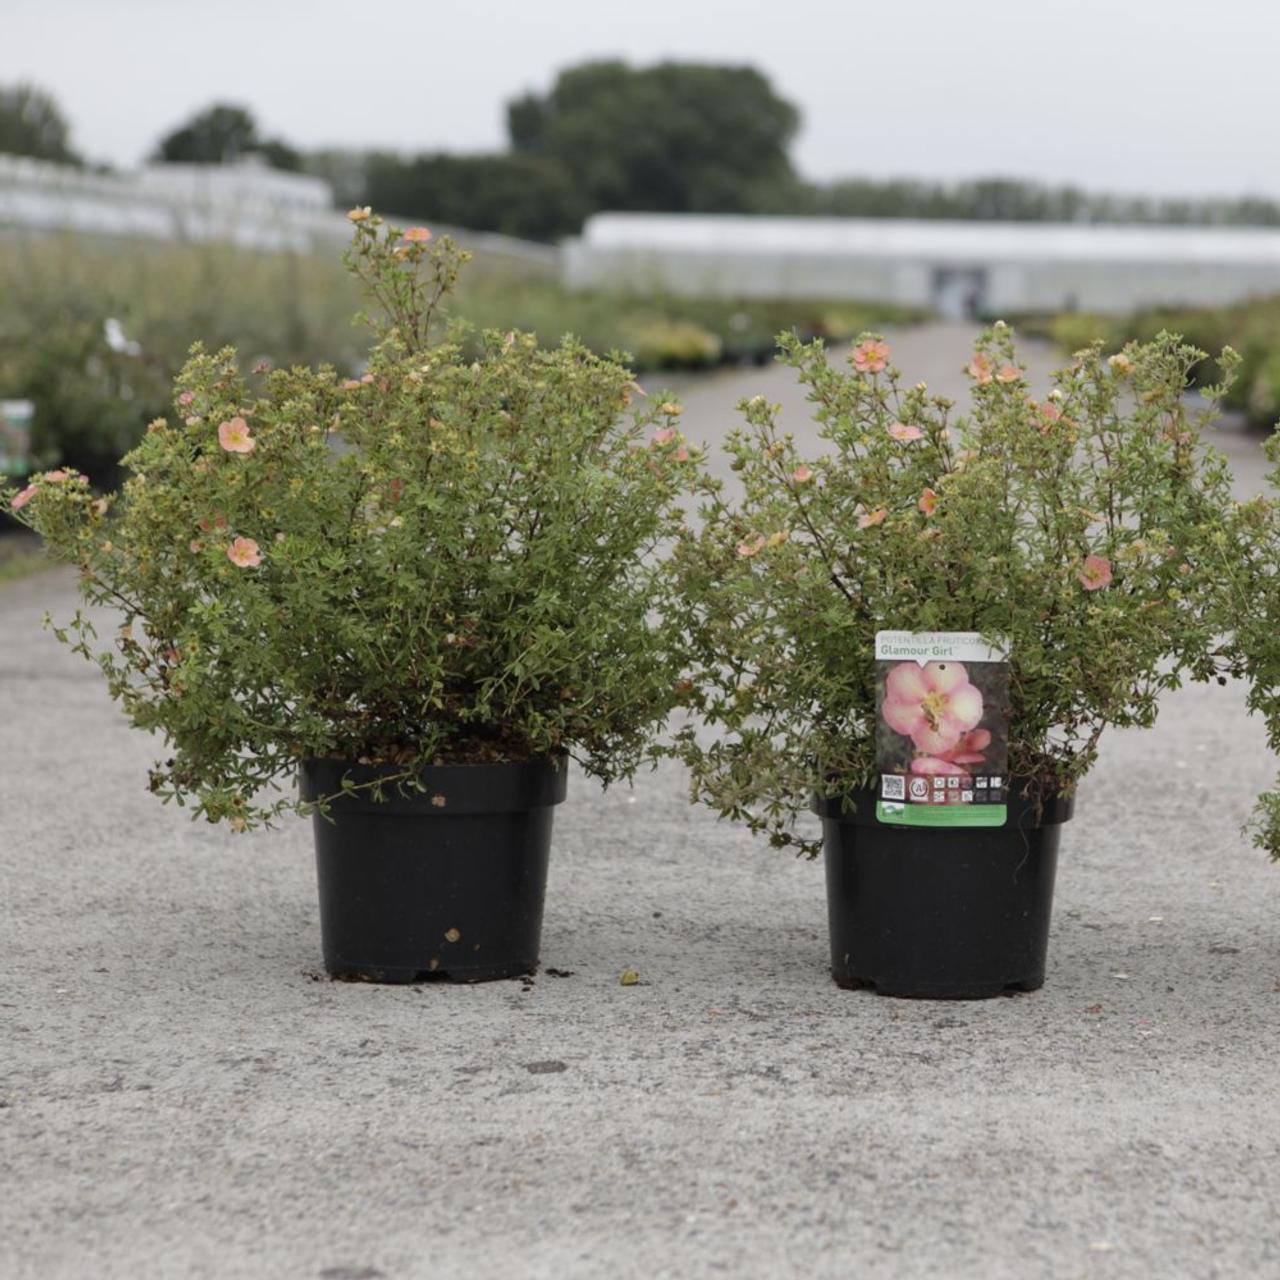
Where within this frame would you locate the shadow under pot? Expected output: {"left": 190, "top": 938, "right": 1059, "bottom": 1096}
{"left": 811, "top": 785, "right": 1074, "bottom": 999}
{"left": 299, "top": 756, "right": 568, "bottom": 984}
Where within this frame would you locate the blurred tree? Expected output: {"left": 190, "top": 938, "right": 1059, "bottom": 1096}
{"left": 364, "top": 152, "right": 586, "bottom": 241}
{"left": 0, "top": 83, "right": 78, "bottom": 164}
{"left": 305, "top": 149, "right": 373, "bottom": 209}
{"left": 507, "top": 61, "right": 799, "bottom": 216}
{"left": 153, "top": 103, "right": 300, "bottom": 171}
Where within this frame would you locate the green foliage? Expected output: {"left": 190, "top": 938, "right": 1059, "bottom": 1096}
{"left": 362, "top": 60, "right": 799, "bottom": 240}
{"left": 453, "top": 280, "right": 919, "bottom": 374}
{"left": 799, "top": 176, "right": 1280, "bottom": 228}
{"left": 0, "top": 230, "right": 915, "bottom": 486}
{"left": 0, "top": 82, "right": 78, "bottom": 164}
{"left": 672, "top": 327, "right": 1238, "bottom": 856}
{"left": 1046, "top": 298, "right": 1280, "bottom": 428}
{"left": 1216, "top": 430, "right": 1280, "bottom": 858}
{"left": 364, "top": 151, "right": 585, "bottom": 242}
{"left": 508, "top": 61, "right": 799, "bottom": 222}
{"left": 7, "top": 215, "right": 697, "bottom": 828}
{"left": 0, "top": 236, "right": 363, "bottom": 486}
{"left": 627, "top": 321, "right": 722, "bottom": 370}
{"left": 153, "top": 102, "right": 300, "bottom": 171}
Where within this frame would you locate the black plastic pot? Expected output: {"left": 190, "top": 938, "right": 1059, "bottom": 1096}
{"left": 299, "top": 756, "right": 567, "bottom": 983}
{"left": 812, "top": 785, "right": 1074, "bottom": 999}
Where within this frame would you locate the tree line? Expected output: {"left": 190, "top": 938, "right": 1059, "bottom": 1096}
{"left": 6, "top": 68, "right": 1280, "bottom": 241}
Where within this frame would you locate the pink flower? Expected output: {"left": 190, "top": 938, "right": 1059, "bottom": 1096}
{"left": 888, "top": 421, "right": 924, "bottom": 443}
{"left": 918, "top": 487, "right": 939, "bottom": 516}
{"left": 340, "top": 378, "right": 363, "bottom": 391}
{"left": 226, "top": 537, "right": 262, "bottom": 568}
{"left": 882, "top": 660, "right": 984, "bottom": 755}
{"left": 1034, "top": 401, "right": 1062, "bottom": 435}
{"left": 791, "top": 465, "right": 814, "bottom": 484}
{"left": 851, "top": 339, "right": 891, "bottom": 374}
{"left": 737, "top": 534, "right": 766, "bottom": 558}
{"left": 996, "top": 364, "right": 1022, "bottom": 383}
{"left": 909, "top": 756, "right": 971, "bottom": 778}
{"left": 403, "top": 226, "right": 433, "bottom": 243}
{"left": 652, "top": 426, "right": 678, "bottom": 446}
{"left": 43, "top": 469, "right": 70, "bottom": 482}
{"left": 1078, "top": 554, "right": 1113, "bottom": 591}
{"left": 939, "top": 728, "right": 992, "bottom": 765}
{"left": 967, "top": 354, "right": 993, "bottom": 385}
{"left": 10, "top": 484, "right": 37, "bottom": 511}
{"left": 178, "top": 391, "right": 196, "bottom": 405}
{"left": 217, "top": 417, "right": 256, "bottom": 454}
{"left": 858, "top": 508, "right": 887, "bottom": 529}
{"left": 673, "top": 445, "right": 690, "bottom": 462}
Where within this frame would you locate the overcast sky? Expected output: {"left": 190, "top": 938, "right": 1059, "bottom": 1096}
{"left": 5, "top": 0, "right": 1278, "bottom": 198}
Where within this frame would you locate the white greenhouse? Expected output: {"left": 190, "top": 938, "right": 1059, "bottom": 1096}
{"left": 562, "top": 213, "right": 1280, "bottom": 318}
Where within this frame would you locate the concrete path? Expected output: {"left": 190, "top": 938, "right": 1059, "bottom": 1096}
{"left": 3, "top": 326, "right": 1278, "bottom": 1280}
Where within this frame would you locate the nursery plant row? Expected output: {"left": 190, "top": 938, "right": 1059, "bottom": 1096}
{"left": 9, "top": 213, "right": 1279, "bottom": 999}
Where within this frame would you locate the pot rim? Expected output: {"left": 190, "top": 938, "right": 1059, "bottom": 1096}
{"left": 299, "top": 753, "right": 569, "bottom": 815}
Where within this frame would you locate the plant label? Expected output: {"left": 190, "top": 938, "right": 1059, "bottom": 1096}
{"left": 874, "top": 630, "right": 1010, "bottom": 827}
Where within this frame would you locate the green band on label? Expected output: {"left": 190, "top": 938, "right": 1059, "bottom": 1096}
{"left": 876, "top": 801, "right": 1008, "bottom": 828}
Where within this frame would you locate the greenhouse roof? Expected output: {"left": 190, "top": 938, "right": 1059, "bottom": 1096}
{"left": 579, "top": 213, "right": 1280, "bottom": 265}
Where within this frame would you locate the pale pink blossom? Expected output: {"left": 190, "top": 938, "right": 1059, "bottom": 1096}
{"left": 888, "top": 421, "right": 924, "bottom": 443}
{"left": 791, "top": 465, "right": 814, "bottom": 484}
{"left": 851, "top": 339, "right": 891, "bottom": 374}
{"left": 217, "top": 417, "right": 256, "bottom": 454}
{"left": 673, "top": 446, "right": 690, "bottom": 462}
{"left": 918, "top": 487, "right": 939, "bottom": 516}
{"left": 996, "top": 364, "right": 1022, "bottom": 383}
{"left": 226, "top": 537, "right": 262, "bottom": 568}
{"left": 652, "top": 427, "right": 678, "bottom": 446}
{"left": 909, "top": 756, "right": 972, "bottom": 778}
{"left": 42, "top": 469, "right": 70, "bottom": 482}
{"left": 1034, "top": 401, "right": 1063, "bottom": 434}
{"left": 938, "top": 728, "right": 992, "bottom": 766}
{"left": 967, "top": 354, "right": 993, "bottom": 385}
{"left": 882, "top": 660, "right": 984, "bottom": 755}
{"left": 403, "top": 226, "right": 433, "bottom": 243}
{"left": 858, "top": 508, "right": 887, "bottom": 529}
{"left": 1078, "top": 554, "right": 1113, "bottom": 591}
{"left": 178, "top": 390, "right": 196, "bottom": 405}
{"left": 10, "top": 484, "right": 37, "bottom": 511}
{"left": 737, "top": 534, "right": 766, "bottom": 558}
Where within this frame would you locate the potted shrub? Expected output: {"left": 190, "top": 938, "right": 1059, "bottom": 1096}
{"left": 7, "top": 212, "right": 697, "bottom": 983}
{"left": 1222, "top": 430, "right": 1280, "bottom": 860}
{"left": 672, "top": 326, "right": 1235, "bottom": 998}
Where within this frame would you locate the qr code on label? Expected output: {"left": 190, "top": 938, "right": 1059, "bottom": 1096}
{"left": 881, "top": 774, "right": 905, "bottom": 801}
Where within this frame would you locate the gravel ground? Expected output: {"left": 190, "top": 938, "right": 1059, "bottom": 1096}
{"left": 3, "top": 325, "right": 1278, "bottom": 1280}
